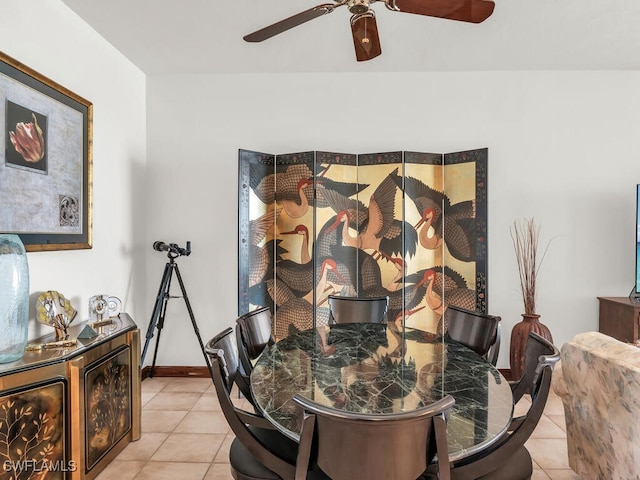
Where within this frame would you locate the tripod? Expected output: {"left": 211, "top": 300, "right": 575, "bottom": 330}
{"left": 142, "top": 248, "right": 214, "bottom": 379}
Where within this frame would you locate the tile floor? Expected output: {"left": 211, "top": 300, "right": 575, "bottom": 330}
{"left": 95, "top": 376, "right": 580, "bottom": 480}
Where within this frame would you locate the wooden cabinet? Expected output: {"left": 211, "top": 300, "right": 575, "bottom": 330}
{"left": 0, "top": 313, "right": 141, "bottom": 480}
{"left": 598, "top": 297, "right": 640, "bottom": 343}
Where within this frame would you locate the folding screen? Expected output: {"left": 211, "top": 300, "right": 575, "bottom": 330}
{"left": 238, "top": 149, "right": 488, "bottom": 340}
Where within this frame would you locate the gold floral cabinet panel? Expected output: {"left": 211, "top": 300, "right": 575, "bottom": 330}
{"left": 0, "top": 314, "right": 141, "bottom": 480}
{"left": 0, "top": 379, "right": 67, "bottom": 480}
{"left": 83, "top": 347, "right": 131, "bottom": 471}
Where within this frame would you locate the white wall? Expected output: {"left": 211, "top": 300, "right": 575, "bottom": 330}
{"left": 147, "top": 71, "right": 640, "bottom": 369}
{"left": 0, "top": 1, "right": 147, "bottom": 337}
{"left": 5, "top": 1, "right": 637, "bottom": 370}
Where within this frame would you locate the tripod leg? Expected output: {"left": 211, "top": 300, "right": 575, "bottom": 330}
{"left": 173, "top": 263, "right": 215, "bottom": 380}
{"left": 150, "top": 265, "right": 174, "bottom": 377}
{"left": 142, "top": 262, "right": 173, "bottom": 367}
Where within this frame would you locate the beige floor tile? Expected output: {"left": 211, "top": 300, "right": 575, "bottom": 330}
{"left": 116, "top": 377, "right": 580, "bottom": 480}
{"left": 231, "top": 395, "right": 253, "bottom": 411}
{"left": 532, "top": 468, "right": 551, "bottom": 480}
{"left": 141, "top": 390, "right": 157, "bottom": 407}
{"left": 115, "top": 432, "right": 168, "bottom": 461}
{"left": 94, "top": 460, "right": 146, "bottom": 480}
{"left": 144, "top": 391, "right": 201, "bottom": 410}
{"left": 229, "top": 385, "right": 251, "bottom": 405}
{"left": 213, "top": 434, "right": 234, "bottom": 464}
{"left": 544, "top": 470, "right": 581, "bottom": 480}
{"left": 526, "top": 438, "right": 571, "bottom": 470}
{"left": 205, "top": 463, "right": 235, "bottom": 480}
{"left": 150, "top": 433, "right": 225, "bottom": 463}
{"left": 161, "top": 377, "right": 212, "bottom": 393}
{"left": 141, "top": 377, "right": 170, "bottom": 392}
{"left": 141, "top": 409, "right": 188, "bottom": 433}
{"left": 543, "top": 395, "right": 565, "bottom": 416}
{"left": 136, "top": 461, "right": 210, "bottom": 480}
{"left": 546, "top": 414, "right": 567, "bottom": 432}
{"left": 514, "top": 395, "right": 532, "bottom": 417}
{"left": 192, "top": 392, "right": 223, "bottom": 411}
{"left": 531, "top": 415, "right": 567, "bottom": 439}
{"left": 174, "top": 410, "right": 231, "bottom": 434}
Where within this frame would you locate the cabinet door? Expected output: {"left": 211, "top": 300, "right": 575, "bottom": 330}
{"left": 69, "top": 328, "right": 140, "bottom": 480}
{"left": 0, "top": 378, "right": 69, "bottom": 480}
{"left": 83, "top": 346, "right": 132, "bottom": 471}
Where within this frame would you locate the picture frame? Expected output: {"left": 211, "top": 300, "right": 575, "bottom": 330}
{"left": 0, "top": 51, "right": 92, "bottom": 251}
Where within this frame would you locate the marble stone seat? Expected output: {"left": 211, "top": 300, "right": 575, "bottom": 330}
{"left": 553, "top": 331, "right": 640, "bottom": 479}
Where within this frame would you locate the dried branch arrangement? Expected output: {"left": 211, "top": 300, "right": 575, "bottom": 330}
{"left": 510, "top": 218, "right": 552, "bottom": 315}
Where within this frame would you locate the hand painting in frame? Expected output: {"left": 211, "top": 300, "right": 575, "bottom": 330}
{"left": 0, "top": 51, "right": 92, "bottom": 251}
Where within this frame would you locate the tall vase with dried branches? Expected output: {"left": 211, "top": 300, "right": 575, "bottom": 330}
{"left": 509, "top": 217, "right": 553, "bottom": 381}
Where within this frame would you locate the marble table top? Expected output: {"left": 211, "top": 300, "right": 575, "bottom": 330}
{"left": 251, "top": 323, "right": 514, "bottom": 461}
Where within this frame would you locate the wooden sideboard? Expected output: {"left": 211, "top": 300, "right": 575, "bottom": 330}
{"left": 0, "top": 313, "right": 141, "bottom": 480}
{"left": 598, "top": 297, "right": 640, "bottom": 343}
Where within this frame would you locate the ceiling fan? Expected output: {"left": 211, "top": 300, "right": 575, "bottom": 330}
{"left": 243, "top": 0, "right": 495, "bottom": 62}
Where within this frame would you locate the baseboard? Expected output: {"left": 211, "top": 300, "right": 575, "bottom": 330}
{"left": 141, "top": 365, "right": 210, "bottom": 380}
{"left": 498, "top": 368, "right": 513, "bottom": 381}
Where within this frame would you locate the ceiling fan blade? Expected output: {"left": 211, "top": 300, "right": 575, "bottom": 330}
{"left": 392, "top": 0, "right": 494, "bottom": 23}
{"left": 244, "top": 5, "right": 336, "bottom": 42}
{"left": 351, "top": 13, "right": 382, "bottom": 62}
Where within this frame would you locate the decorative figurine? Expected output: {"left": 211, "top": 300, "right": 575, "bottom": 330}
{"left": 88, "top": 295, "right": 122, "bottom": 323}
{"left": 35, "top": 291, "right": 77, "bottom": 339}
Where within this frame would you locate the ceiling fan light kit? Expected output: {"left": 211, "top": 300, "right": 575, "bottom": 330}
{"left": 243, "top": 0, "right": 495, "bottom": 62}
{"left": 351, "top": 11, "right": 382, "bottom": 61}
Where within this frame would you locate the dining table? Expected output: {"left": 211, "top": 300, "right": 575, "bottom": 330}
{"left": 250, "top": 322, "right": 514, "bottom": 462}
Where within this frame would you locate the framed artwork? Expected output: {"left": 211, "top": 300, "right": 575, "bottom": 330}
{"left": 0, "top": 51, "right": 92, "bottom": 251}
{"left": 238, "top": 148, "right": 488, "bottom": 339}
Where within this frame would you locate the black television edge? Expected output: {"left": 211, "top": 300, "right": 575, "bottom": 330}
{"left": 631, "top": 184, "right": 640, "bottom": 301}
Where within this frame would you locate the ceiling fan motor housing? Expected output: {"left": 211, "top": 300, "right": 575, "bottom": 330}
{"left": 348, "top": 0, "right": 370, "bottom": 14}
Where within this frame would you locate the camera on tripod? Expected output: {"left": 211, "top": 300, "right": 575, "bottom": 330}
{"left": 153, "top": 240, "right": 191, "bottom": 257}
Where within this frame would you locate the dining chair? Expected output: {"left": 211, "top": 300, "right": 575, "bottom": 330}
{"left": 509, "top": 329, "right": 555, "bottom": 404}
{"left": 205, "top": 327, "right": 299, "bottom": 480}
{"left": 424, "top": 332, "right": 559, "bottom": 480}
{"left": 327, "top": 295, "right": 389, "bottom": 325}
{"left": 235, "top": 306, "right": 275, "bottom": 406}
{"left": 443, "top": 305, "right": 502, "bottom": 366}
{"left": 293, "top": 393, "right": 455, "bottom": 480}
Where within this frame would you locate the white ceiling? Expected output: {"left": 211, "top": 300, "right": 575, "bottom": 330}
{"left": 61, "top": 0, "right": 640, "bottom": 75}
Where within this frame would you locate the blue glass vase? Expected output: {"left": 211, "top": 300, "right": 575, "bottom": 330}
{"left": 0, "top": 234, "right": 29, "bottom": 363}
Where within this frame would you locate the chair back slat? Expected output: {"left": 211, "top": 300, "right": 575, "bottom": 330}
{"left": 294, "top": 394, "right": 454, "bottom": 480}
{"left": 444, "top": 305, "right": 501, "bottom": 364}
{"left": 235, "top": 307, "right": 275, "bottom": 407}
{"left": 328, "top": 295, "right": 389, "bottom": 325}
{"left": 510, "top": 330, "right": 558, "bottom": 403}
{"left": 237, "top": 306, "right": 274, "bottom": 359}
{"left": 205, "top": 327, "right": 238, "bottom": 394}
